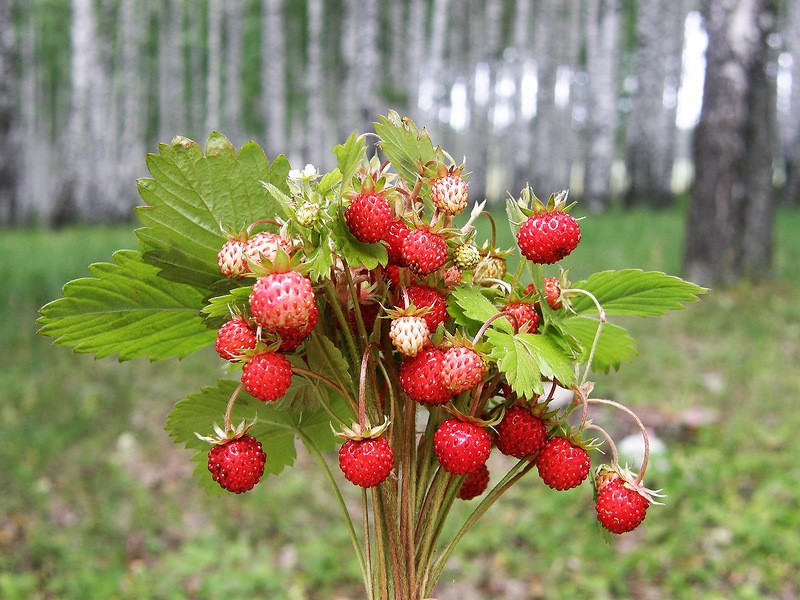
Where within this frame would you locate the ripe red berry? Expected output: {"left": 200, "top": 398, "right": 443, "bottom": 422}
{"left": 275, "top": 307, "right": 318, "bottom": 352}
{"left": 595, "top": 478, "right": 650, "bottom": 534}
{"left": 215, "top": 317, "right": 258, "bottom": 361}
{"left": 434, "top": 418, "right": 492, "bottom": 475}
{"left": 207, "top": 435, "right": 266, "bottom": 494}
{"left": 536, "top": 436, "right": 591, "bottom": 490}
{"left": 405, "top": 285, "right": 448, "bottom": 333}
{"left": 402, "top": 229, "right": 448, "bottom": 276}
{"left": 382, "top": 218, "right": 412, "bottom": 265}
{"left": 241, "top": 351, "right": 294, "bottom": 402}
{"left": 249, "top": 271, "right": 317, "bottom": 331}
{"left": 338, "top": 437, "right": 395, "bottom": 488}
{"left": 457, "top": 463, "right": 490, "bottom": 500}
{"left": 399, "top": 347, "right": 453, "bottom": 406}
{"left": 503, "top": 302, "right": 541, "bottom": 333}
{"left": 345, "top": 192, "right": 393, "bottom": 243}
{"left": 494, "top": 406, "right": 548, "bottom": 459}
{"left": 441, "top": 347, "right": 485, "bottom": 394}
{"left": 516, "top": 211, "right": 581, "bottom": 264}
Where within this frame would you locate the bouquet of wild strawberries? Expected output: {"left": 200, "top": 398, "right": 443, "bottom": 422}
{"left": 39, "top": 112, "right": 705, "bottom": 599}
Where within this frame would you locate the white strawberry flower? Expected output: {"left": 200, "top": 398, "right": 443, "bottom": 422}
{"left": 289, "top": 163, "right": 320, "bottom": 181}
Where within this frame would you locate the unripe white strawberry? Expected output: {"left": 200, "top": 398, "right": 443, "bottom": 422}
{"left": 389, "top": 316, "right": 430, "bottom": 357}
{"left": 218, "top": 239, "right": 248, "bottom": 279}
{"left": 431, "top": 174, "right": 469, "bottom": 215}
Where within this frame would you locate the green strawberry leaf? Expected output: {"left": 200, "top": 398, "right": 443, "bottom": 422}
{"left": 374, "top": 111, "right": 443, "bottom": 187}
{"left": 304, "top": 332, "right": 355, "bottom": 404}
{"left": 169, "top": 377, "right": 347, "bottom": 492}
{"left": 38, "top": 250, "right": 213, "bottom": 361}
{"left": 333, "top": 131, "right": 367, "bottom": 197}
{"left": 447, "top": 284, "right": 499, "bottom": 328}
{"left": 559, "top": 316, "right": 638, "bottom": 373}
{"left": 569, "top": 270, "right": 707, "bottom": 317}
{"left": 201, "top": 285, "right": 253, "bottom": 326}
{"left": 485, "top": 330, "right": 576, "bottom": 398}
{"left": 135, "top": 134, "right": 290, "bottom": 289}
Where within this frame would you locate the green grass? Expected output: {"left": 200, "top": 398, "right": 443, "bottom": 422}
{"left": 2, "top": 208, "right": 800, "bottom": 599}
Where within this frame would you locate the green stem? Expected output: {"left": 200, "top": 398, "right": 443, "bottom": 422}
{"left": 424, "top": 459, "right": 536, "bottom": 595}
{"left": 297, "top": 430, "right": 368, "bottom": 592}
{"left": 292, "top": 366, "right": 355, "bottom": 420}
{"left": 362, "top": 488, "right": 375, "bottom": 600}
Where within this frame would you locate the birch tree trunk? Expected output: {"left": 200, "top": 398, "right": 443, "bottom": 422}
{"left": 304, "top": 0, "right": 331, "bottom": 169}
{"left": 532, "top": 0, "right": 579, "bottom": 198}
{"left": 781, "top": 0, "right": 800, "bottom": 206}
{"left": 117, "top": 0, "right": 146, "bottom": 216}
{"left": 224, "top": 0, "right": 243, "bottom": 144}
{"left": 206, "top": 0, "right": 223, "bottom": 135}
{"left": 683, "top": 0, "right": 777, "bottom": 285}
{"left": 0, "top": 0, "right": 17, "bottom": 224}
{"left": 466, "top": 0, "right": 502, "bottom": 201}
{"left": 583, "top": 0, "right": 620, "bottom": 213}
{"left": 158, "top": 0, "right": 185, "bottom": 141}
{"left": 419, "top": 0, "right": 450, "bottom": 125}
{"left": 624, "top": 0, "right": 688, "bottom": 208}
{"left": 511, "top": 0, "right": 533, "bottom": 194}
{"left": 262, "top": 0, "right": 286, "bottom": 155}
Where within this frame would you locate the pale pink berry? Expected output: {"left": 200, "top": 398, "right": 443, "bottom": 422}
{"left": 442, "top": 347, "right": 485, "bottom": 394}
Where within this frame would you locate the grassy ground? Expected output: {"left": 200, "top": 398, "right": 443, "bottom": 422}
{"left": 2, "top": 207, "right": 799, "bottom": 599}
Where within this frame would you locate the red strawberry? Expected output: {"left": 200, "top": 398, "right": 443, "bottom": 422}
{"left": 595, "top": 478, "right": 650, "bottom": 534}
{"left": 525, "top": 278, "right": 563, "bottom": 310}
{"left": 503, "top": 302, "right": 541, "bottom": 333}
{"left": 207, "top": 435, "right": 266, "bottom": 494}
{"left": 494, "top": 406, "right": 548, "bottom": 459}
{"left": 405, "top": 285, "right": 448, "bottom": 333}
{"left": 389, "top": 315, "right": 430, "bottom": 357}
{"left": 402, "top": 229, "right": 448, "bottom": 276}
{"left": 215, "top": 317, "right": 258, "bottom": 361}
{"left": 433, "top": 418, "right": 492, "bottom": 475}
{"left": 536, "top": 436, "right": 591, "bottom": 490}
{"left": 382, "top": 218, "right": 412, "bottom": 265}
{"left": 516, "top": 211, "right": 581, "bottom": 264}
{"left": 399, "top": 347, "right": 453, "bottom": 406}
{"left": 345, "top": 192, "right": 393, "bottom": 243}
{"left": 338, "top": 437, "right": 395, "bottom": 488}
{"left": 457, "top": 463, "right": 490, "bottom": 500}
{"left": 275, "top": 307, "right": 318, "bottom": 352}
{"left": 441, "top": 346, "right": 485, "bottom": 394}
{"left": 241, "top": 351, "right": 294, "bottom": 402}
{"left": 249, "top": 271, "right": 317, "bottom": 331}
{"left": 431, "top": 174, "right": 469, "bottom": 215}
{"left": 243, "top": 231, "right": 290, "bottom": 269}
{"left": 218, "top": 239, "right": 248, "bottom": 279}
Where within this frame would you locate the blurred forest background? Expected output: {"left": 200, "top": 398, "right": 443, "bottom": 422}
{"left": 3, "top": 2, "right": 800, "bottom": 598}
{"left": 0, "top": 0, "right": 797, "bottom": 237}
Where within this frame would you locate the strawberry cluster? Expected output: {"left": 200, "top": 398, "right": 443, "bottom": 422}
{"left": 195, "top": 118, "right": 659, "bottom": 539}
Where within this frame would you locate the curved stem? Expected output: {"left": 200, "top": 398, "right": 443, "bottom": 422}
{"left": 224, "top": 383, "right": 245, "bottom": 431}
{"left": 586, "top": 397, "right": 650, "bottom": 484}
{"left": 472, "top": 310, "right": 519, "bottom": 346}
{"left": 583, "top": 422, "right": 619, "bottom": 466}
{"left": 562, "top": 287, "right": 606, "bottom": 386}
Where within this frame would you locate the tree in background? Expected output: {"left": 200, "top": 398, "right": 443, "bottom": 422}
{"left": 624, "top": 0, "right": 688, "bottom": 208}
{"left": 683, "top": 0, "right": 778, "bottom": 286}
{"left": 0, "top": 0, "right": 17, "bottom": 223}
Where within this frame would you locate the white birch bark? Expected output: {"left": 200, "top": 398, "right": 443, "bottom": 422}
{"left": 511, "top": 0, "right": 533, "bottom": 194}
{"left": 262, "top": 0, "right": 286, "bottom": 154}
{"left": 206, "top": 0, "right": 223, "bottom": 135}
{"left": 224, "top": 0, "right": 243, "bottom": 144}
{"left": 304, "top": 0, "right": 330, "bottom": 169}
{"left": 583, "top": 0, "right": 620, "bottom": 213}
{"left": 0, "top": 0, "right": 17, "bottom": 223}
{"left": 158, "top": 0, "right": 185, "bottom": 141}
